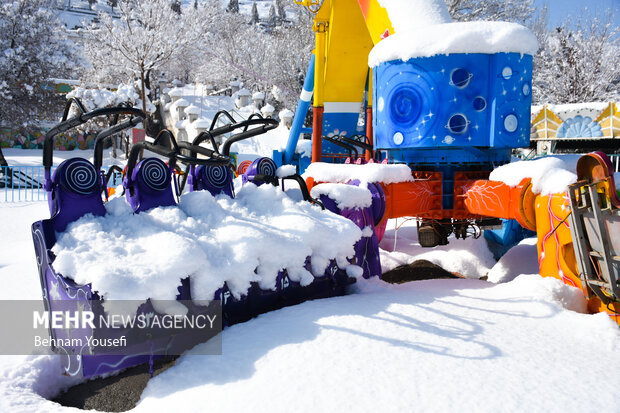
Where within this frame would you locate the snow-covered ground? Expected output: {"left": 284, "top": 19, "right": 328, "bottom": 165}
{"left": 0, "top": 184, "right": 619, "bottom": 411}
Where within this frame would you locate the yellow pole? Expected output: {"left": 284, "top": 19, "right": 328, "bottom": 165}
{"left": 312, "top": 20, "right": 327, "bottom": 163}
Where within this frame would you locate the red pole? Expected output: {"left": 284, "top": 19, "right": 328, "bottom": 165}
{"left": 312, "top": 106, "right": 324, "bottom": 163}
{"left": 365, "top": 106, "right": 373, "bottom": 161}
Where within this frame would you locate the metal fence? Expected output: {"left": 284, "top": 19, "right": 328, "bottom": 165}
{"left": 0, "top": 166, "right": 123, "bottom": 202}
{"left": 0, "top": 165, "right": 49, "bottom": 202}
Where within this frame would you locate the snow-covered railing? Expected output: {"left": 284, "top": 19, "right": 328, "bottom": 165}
{"left": 0, "top": 166, "right": 122, "bottom": 203}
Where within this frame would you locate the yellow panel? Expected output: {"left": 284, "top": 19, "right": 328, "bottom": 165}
{"left": 321, "top": 0, "right": 374, "bottom": 105}
{"left": 314, "top": 0, "right": 332, "bottom": 21}
{"left": 594, "top": 102, "right": 615, "bottom": 123}
{"left": 357, "top": 0, "right": 394, "bottom": 44}
{"left": 531, "top": 106, "right": 562, "bottom": 129}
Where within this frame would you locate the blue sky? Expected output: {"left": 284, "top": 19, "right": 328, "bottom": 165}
{"left": 534, "top": 0, "right": 620, "bottom": 29}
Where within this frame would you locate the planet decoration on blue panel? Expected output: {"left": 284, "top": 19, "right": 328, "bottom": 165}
{"left": 373, "top": 52, "right": 533, "bottom": 167}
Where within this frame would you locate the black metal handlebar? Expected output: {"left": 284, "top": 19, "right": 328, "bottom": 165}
{"left": 126, "top": 129, "right": 236, "bottom": 183}
{"left": 219, "top": 118, "right": 279, "bottom": 156}
{"left": 323, "top": 136, "right": 358, "bottom": 159}
{"left": 191, "top": 116, "right": 278, "bottom": 157}
{"left": 280, "top": 174, "right": 325, "bottom": 209}
{"left": 43, "top": 99, "right": 146, "bottom": 169}
{"left": 176, "top": 141, "right": 232, "bottom": 166}
{"left": 339, "top": 135, "right": 373, "bottom": 152}
{"left": 93, "top": 114, "right": 146, "bottom": 171}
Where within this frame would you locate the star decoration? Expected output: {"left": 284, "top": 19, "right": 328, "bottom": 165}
{"left": 49, "top": 280, "right": 61, "bottom": 300}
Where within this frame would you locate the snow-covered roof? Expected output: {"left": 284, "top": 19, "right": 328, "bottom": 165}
{"left": 237, "top": 88, "right": 251, "bottom": 97}
{"left": 279, "top": 109, "right": 294, "bottom": 119}
{"left": 261, "top": 104, "right": 275, "bottom": 114}
{"left": 531, "top": 102, "right": 611, "bottom": 116}
{"left": 369, "top": 21, "right": 538, "bottom": 67}
{"left": 185, "top": 104, "right": 201, "bottom": 115}
{"left": 48, "top": 78, "right": 81, "bottom": 86}
{"left": 168, "top": 87, "right": 184, "bottom": 98}
{"left": 252, "top": 91, "right": 265, "bottom": 100}
{"left": 175, "top": 98, "right": 190, "bottom": 108}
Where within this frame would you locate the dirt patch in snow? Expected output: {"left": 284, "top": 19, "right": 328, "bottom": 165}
{"left": 53, "top": 356, "right": 177, "bottom": 412}
{"left": 381, "top": 259, "right": 465, "bottom": 283}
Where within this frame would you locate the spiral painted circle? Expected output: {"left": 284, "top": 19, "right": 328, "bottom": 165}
{"left": 389, "top": 86, "right": 422, "bottom": 127}
{"left": 256, "top": 157, "right": 277, "bottom": 177}
{"left": 202, "top": 165, "right": 230, "bottom": 188}
{"left": 62, "top": 159, "right": 98, "bottom": 195}
{"left": 236, "top": 160, "right": 252, "bottom": 176}
{"left": 140, "top": 158, "right": 170, "bottom": 191}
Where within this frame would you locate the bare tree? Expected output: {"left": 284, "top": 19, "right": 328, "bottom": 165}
{"left": 194, "top": 4, "right": 313, "bottom": 108}
{"left": 444, "top": 0, "right": 534, "bottom": 23}
{"left": 0, "top": 0, "right": 78, "bottom": 125}
{"left": 532, "top": 12, "right": 620, "bottom": 103}
{"left": 83, "top": 0, "right": 203, "bottom": 114}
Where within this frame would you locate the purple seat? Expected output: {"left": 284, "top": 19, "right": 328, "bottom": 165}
{"left": 189, "top": 164, "right": 235, "bottom": 198}
{"left": 242, "top": 157, "right": 277, "bottom": 186}
{"left": 318, "top": 181, "right": 385, "bottom": 279}
{"left": 124, "top": 157, "right": 176, "bottom": 213}
{"left": 48, "top": 158, "right": 106, "bottom": 232}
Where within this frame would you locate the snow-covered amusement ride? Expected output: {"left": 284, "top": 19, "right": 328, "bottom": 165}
{"left": 281, "top": 0, "right": 619, "bottom": 323}
{"left": 285, "top": 0, "right": 537, "bottom": 247}
{"left": 32, "top": 0, "right": 619, "bottom": 380}
{"left": 32, "top": 98, "right": 384, "bottom": 377}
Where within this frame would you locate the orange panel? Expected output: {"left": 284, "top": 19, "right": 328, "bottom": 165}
{"left": 465, "top": 178, "right": 536, "bottom": 231}
{"left": 382, "top": 179, "right": 442, "bottom": 219}
{"left": 309, "top": 170, "right": 490, "bottom": 220}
